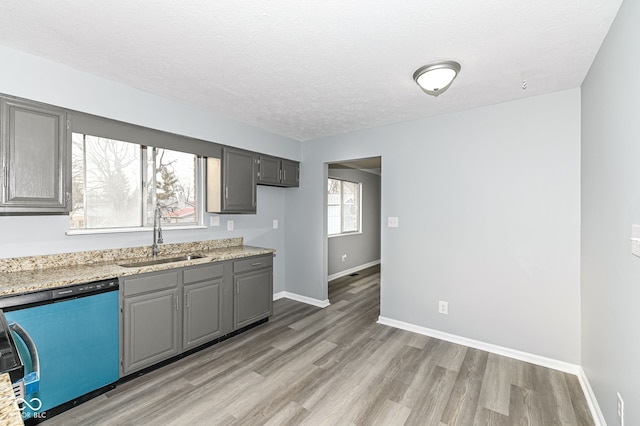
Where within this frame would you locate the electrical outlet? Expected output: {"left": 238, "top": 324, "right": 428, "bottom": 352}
{"left": 388, "top": 217, "right": 399, "bottom": 228}
{"left": 227, "top": 220, "right": 234, "bottom": 231}
{"left": 439, "top": 301, "right": 448, "bottom": 315}
{"left": 209, "top": 216, "right": 220, "bottom": 227}
{"left": 617, "top": 392, "right": 624, "bottom": 426}
{"left": 341, "top": 254, "right": 347, "bottom": 262}
{"left": 273, "top": 219, "right": 279, "bottom": 229}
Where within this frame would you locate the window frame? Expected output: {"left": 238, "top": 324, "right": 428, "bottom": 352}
{"left": 68, "top": 132, "right": 205, "bottom": 234}
{"left": 327, "top": 177, "right": 362, "bottom": 237}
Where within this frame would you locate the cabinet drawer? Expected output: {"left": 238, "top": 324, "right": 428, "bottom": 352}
{"left": 122, "top": 270, "right": 179, "bottom": 297}
{"left": 233, "top": 255, "right": 273, "bottom": 274}
{"left": 183, "top": 263, "right": 224, "bottom": 284}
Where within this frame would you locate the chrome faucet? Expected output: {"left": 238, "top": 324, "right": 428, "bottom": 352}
{"left": 152, "top": 206, "right": 164, "bottom": 257}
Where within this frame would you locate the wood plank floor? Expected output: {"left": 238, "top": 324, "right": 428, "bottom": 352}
{"left": 44, "top": 266, "right": 594, "bottom": 425}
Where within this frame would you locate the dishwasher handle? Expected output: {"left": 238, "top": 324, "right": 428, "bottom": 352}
{"left": 9, "top": 321, "right": 40, "bottom": 395}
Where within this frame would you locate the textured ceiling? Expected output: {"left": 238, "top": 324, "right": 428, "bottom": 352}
{"left": 0, "top": 1, "right": 623, "bottom": 141}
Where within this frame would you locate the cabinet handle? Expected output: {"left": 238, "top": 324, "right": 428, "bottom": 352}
{"left": 175, "top": 296, "right": 179, "bottom": 311}
{"left": 283, "top": 170, "right": 287, "bottom": 181}
{"left": 3, "top": 166, "right": 6, "bottom": 188}
{"left": 185, "top": 293, "right": 189, "bottom": 308}
{"left": 225, "top": 186, "right": 229, "bottom": 200}
{"left": 251, "top": 262, "right": 262, "bottom": 266}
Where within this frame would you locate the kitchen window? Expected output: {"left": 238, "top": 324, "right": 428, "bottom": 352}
{"left": 70, "top": 133, "right": 201, "bottom": 230}
{"left": 328, "top": 178, "right": 361, "bottom": 236}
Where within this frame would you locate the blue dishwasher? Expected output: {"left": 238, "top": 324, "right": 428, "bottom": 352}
{"left": 0, "top": 279, "right": 119, "bottom": 422}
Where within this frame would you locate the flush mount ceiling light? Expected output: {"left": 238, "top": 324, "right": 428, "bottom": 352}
{"left": 413, "top": 61, "right": 461, "bottom": 97}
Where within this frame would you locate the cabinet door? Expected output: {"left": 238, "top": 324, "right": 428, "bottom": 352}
{"left": 257, "top": 155, "right": 281, "bottom": 186}
{"left": 234, "top": 268, "right": 273, "bottom": 329}
{"left": 122, "top": 288, "right": 180, "bottom": 375}
{"left": 222, "top": 147, "right": 256, "bottom": 213}
{"left": 1, "top": 97, "right": 70, "bottom": 213}
{"left": 281, "top": 159, "right": 299, "bottom": 187}
{"left": 183, "top": 278, "right": 223, "bottom": 351}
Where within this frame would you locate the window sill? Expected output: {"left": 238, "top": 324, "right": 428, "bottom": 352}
{"left": 328, "top": 231, "right": 362, "bottom": 238}
{"left": 66, "top": 225, "right": 207, "bottom": 236}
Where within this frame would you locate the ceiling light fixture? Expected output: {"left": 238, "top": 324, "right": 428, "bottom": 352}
{"left": 413, "top": 61, "right": 461, "bottom": 97}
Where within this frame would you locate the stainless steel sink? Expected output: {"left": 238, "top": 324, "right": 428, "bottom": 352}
{"left": 119, "top": 255, "right": 205, "bottom": 268}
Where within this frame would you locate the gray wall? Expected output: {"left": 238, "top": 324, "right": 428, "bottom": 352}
{"left": 0, "top": 41, "right": 586, "bottom": 370}
{"left": 327, "top": 167, "right": 381, "bottom": 278}
{"left": 0, "top": 45, "right": 300, "bottom": 294}
{"left": 286, "top": 89, "right": 581, "bottom": 363}
{"left": 581, "top": 0, "right": 639, "bottom": 424}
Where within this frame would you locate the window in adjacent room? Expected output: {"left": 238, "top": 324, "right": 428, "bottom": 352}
{"left": 70, "top": 133, "right": 201, "bottom": 230}
{"left": 328, "top": 177, "right": 361, "bottom": 236}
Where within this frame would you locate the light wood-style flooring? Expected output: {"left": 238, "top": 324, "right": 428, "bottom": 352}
{"left": 44, "top": 266, "right": 594, "bottom": 425}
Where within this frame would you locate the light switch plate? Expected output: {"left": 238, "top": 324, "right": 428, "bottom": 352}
{"left": 273, "top": 219, "right": 279, "bottom": 229}
{"left": 388, "top": 217, "right": 399, "bottom": 228}
{"left": 631, "top": 225, "right": 640, "bottom": 257}
{"left": 209, "top": 216, "right": 220, "bottom": 227}
{"left": 227, "top": 220, "right": 234, "bottom": 231}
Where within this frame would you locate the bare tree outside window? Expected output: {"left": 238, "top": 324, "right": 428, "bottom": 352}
{"left": 71, "top": 134, "right": 141, "bottom": 229}
{"left": 71, "top": 133, "right": 199, "bottom": 230}
{"left": 152, "top": 147, "right": 198, "bottom": 225}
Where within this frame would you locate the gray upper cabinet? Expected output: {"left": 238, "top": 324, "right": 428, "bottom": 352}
{"left": 257, "top": 155, "right": 281, "bottom": 186}
{"left": 257, "top": 155, "right": 299, "bottom": 187}
{"left": 280, "top": 159, "right": 299, "bottom": 187}
{"left": 207, "top": 147, "right": 257, "bottom": 214}
{"left": 0, "top": 97, "right": 70, "bottom": 214}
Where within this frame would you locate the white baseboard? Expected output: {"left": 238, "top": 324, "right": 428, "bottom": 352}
{"left": 377, "top": 316, "right": 605, "bottom": 425}
{"left": 577, "top": 367, "right": 606, "bottom": 426}
{"left": 328, "top": 259, "right": 381, "bottom": 281}
{"left": 273, "top": 291, "right": 330, "bottom": 308}
{"left": 377, "top": 316, "right": 580, "bottom": 374}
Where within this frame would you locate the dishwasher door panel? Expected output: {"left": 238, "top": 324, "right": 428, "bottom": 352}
{"left": 5, "top": 290, "right": 119, "bottom": 420}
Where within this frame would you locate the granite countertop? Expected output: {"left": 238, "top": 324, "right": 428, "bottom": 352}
{"left": 0, "top": 373, "right": 23, "bottom": 425}
{"left": 0, "top": 238, "right": 275, "bottom": 297}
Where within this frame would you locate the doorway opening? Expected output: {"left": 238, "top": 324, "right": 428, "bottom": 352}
{"left": 326, "top": 157, "right": 381, "bottom": 307}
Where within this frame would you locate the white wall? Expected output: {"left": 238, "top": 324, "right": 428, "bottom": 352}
{"left": 328, "top": 166, "right": 381, "bottom": 278}
{"left": 581, "top": 0, "right": 640, "bottom": 424}
{"left": 287, "top": 89, "right": 582, "bottom": 363}
{"left": 0, "top": 46, "right": 300, "bottom": 293}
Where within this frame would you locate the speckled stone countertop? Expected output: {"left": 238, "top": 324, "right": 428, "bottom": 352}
{"left": 0, "top": 373, "right": 22, "bottom": 425}
{"left": 0, "top": 238, "right": 275, "bottom": 297}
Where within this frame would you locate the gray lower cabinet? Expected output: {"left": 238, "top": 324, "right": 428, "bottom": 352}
{"left": 182, "top": 263, "right": 226, "bottom": 351}
{"left": 233, "top": 255, "right": 273, "bottom": 329}
{"left": 121, "top": 257, "right": 272, "bottom": 376}
{"left": 0, "top": 96, "right": 70, "bottom": 214}
{"left": 121, "top": 269, "right": 180, "bottom": 376}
